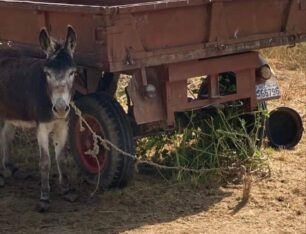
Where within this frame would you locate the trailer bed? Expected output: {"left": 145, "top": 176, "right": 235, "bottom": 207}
{"left": 0, "top": 0, "right": 305, "bottom": 72}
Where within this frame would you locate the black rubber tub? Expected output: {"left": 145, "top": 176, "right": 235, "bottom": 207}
{"left": 266, "top": 107, "right": 303, "bottom": 149}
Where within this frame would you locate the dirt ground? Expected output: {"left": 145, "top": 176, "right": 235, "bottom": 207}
{"left": 0, "top": 61, "right": 305, "bottom": 234}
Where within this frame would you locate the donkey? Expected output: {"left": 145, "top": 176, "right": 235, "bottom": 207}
{"left": 0, "top": 26, "right": 77, "bottom": 212}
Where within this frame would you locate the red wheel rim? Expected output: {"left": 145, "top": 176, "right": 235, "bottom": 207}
{"left": 75, "top": 114, "right": 108, "bottom": 174}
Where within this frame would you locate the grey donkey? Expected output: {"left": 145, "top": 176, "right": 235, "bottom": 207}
{"left": 0, "top": 26, "right": 77, "bottom": 212}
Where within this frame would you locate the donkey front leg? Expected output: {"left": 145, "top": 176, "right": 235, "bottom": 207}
{"left": 53, "top": 121, "right": 78, "bottom": 202}
{"left": 53, "top": 121, "right": 69, "bottom": 192}
{"left": 37, "top": 123, "right": 52, "bottom": 212}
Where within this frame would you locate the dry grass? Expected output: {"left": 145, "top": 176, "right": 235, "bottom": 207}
{"left": 261, "top": 43, "right": 306, "bottom": 118}
{"left": 262, "top": 43, "right": 306, "bottom": 185}
{"left": 261, "top": 42, "right": 306, "bottom": 72}
{"left": 262, "top": 44, "right": 306, "bottom": 116}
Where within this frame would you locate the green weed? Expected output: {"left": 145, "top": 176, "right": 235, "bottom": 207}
{"left": 137, "top": 106, "right": 270, "bottom": 186}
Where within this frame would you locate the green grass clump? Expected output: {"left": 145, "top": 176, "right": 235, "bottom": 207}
{"left": 137, "top": 106, "right": 270, "bottom": 186}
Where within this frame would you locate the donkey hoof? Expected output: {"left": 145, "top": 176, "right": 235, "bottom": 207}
{"left": 63, "top": 193, "right": 78, "bottom": 203}
{"left": 62, "top": 188, "right": 79, "bottom": 203}
{"left": 36, "top": 200, "right": 50, "bottom": 213}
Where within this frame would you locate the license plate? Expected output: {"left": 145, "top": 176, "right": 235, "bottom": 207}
{"left": 256, "top": 79, "right": 281, "bottom": 100}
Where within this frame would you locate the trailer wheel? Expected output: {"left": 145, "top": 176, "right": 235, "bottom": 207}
{"left": 69, "top": 93, "right": 135, "bottom": 189}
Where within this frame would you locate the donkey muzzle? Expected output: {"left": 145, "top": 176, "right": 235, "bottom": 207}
{"left": 52, "top": 98, "right": 70, "bottom": 119}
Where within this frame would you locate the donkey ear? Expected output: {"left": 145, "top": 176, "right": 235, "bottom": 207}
{"left": 65, "top": 25, "right": 77, "bottom": 55}
{"left": 39, "top": 28, "right": 51, "bottom": 54}
{"left": 39, "top": 28, "right": 56, "bottom": 57}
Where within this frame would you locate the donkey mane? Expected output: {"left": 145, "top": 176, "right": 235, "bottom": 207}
{"left": 44, "top": 45, "right": 76, "bottom": 73}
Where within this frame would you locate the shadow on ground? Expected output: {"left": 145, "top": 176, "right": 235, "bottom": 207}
{"left": 0, "top": 169, "right": 232, "bottom": 233}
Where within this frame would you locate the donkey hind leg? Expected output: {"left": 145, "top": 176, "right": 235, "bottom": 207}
{"left": 0, "top": 122, "right": 16, "bottom": 180}
{"left": 37, "top": 123, "right": 52, "bottom": 212}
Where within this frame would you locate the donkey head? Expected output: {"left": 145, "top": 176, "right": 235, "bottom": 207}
{"left": 39, "top": 26, "right": 77, "bottom": 119}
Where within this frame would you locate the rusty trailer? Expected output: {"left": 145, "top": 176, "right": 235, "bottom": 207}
{"left": 0, "top": 0, "right": 305, "bottom": 187}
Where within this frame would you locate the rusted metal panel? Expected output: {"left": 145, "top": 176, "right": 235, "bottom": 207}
{"left": 285, "top": 0, "right": 306, "bottom": 33}
{"left": 107, "top": 0, "right": 306, "bottom": 72}
{"left": 167, "top": 52, "right": 260, "bottom": 82}
{"left": 164, "top": 56, "right": 259, "bottom": 126}
{"left": 0, "top": 5, "right": 109, "bottom": 68}
{"left": 208, "top": 2, "right": 228, "bottom": 44}
{"left": 207, "top": 75, "right": 220, "bottom": 99}
{"left": 165, "top": 80, "right": 188, "bottom": 126}
{"left": 128, "top": 52, "right": 261, "bottom": 126}
{"left": 0, "top": 0, "right": 305, "bottom": 71}
{"left": 300, "top": 0, "right": 306, "bottom": 10}
{"left": 127, "top": 67, "right": 167, "bottom": 124}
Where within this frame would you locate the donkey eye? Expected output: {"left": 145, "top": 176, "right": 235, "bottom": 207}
{"left": 69, "top": 71, "right": 76, "bottom": 77}
{"left": 45, "top": 71, "right": 51, "bottom": 78}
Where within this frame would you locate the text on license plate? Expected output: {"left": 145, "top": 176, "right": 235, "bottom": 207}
{"left": 256, "top": 81, "right": 281, "bottom": 100}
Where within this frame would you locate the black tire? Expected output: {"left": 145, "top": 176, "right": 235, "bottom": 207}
{"left": 69, "top": 93, "right": 135, "bottom": 189}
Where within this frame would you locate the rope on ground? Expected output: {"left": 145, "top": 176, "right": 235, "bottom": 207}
{"left": 71, "top": 101, "right": 234, "bottom": 174}
{"left": 70, "top": 102, "right": 251, "bottom": 196}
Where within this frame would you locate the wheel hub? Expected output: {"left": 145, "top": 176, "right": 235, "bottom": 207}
{"left": 75, "top": 114, "right": 108, "bottom": 174}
